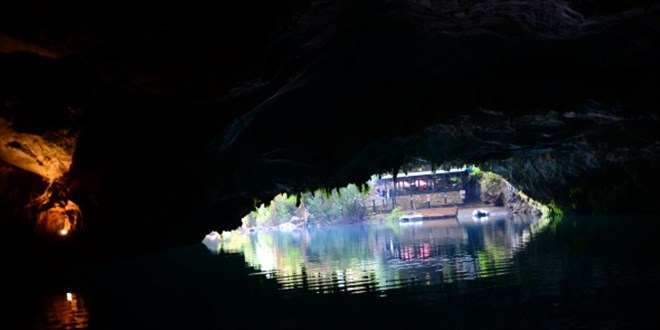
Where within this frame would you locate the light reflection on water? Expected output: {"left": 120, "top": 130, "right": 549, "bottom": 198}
{"left": 40, "top": 291, "right": 90, "bottom": 329}
{"left": 12, "top": 213, "right": 658, "bottom": 328}
{"left": 213, "top": 214, "right": 550, "bottom": 294}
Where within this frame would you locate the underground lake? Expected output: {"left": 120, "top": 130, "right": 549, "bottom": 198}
{"left": 4, "top": 212, "right": 660, "bottom": 329}
{"left": 2, "top": 1, "right": 660, "bottom": 329}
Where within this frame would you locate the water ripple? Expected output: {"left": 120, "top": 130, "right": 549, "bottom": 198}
{"left": 219, "top": 215, "right": 549, "bottom": 295}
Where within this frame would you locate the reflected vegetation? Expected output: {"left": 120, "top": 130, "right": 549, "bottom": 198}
{"left": 15, "top": 213, "right": 657, "bottom": 329}
{"left": 210, "top": 214, "right": 553, "bottom": 294}
{"left": 40, "top": 291, "right": 90, "bottom": 329}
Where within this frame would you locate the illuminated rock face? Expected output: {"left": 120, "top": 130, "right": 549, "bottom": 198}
{"left": 0, "top": 119, "right": 80, "bottom": 236}
{"left": 0, "top": 118, "right": 75, "bottom": 181}
{"left": 0, "top": 0, "right": 659, "bottom": 260}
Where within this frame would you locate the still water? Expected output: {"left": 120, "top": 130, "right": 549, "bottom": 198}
{"left": 211, "top": 214, "right": 549, "bottom": 293}
{"left": 5, "top": 214, "right": 660, "bottom": 329}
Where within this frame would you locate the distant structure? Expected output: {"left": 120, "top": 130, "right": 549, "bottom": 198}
{"left": 372, "top": 167, "right": 471, "bottom": 212}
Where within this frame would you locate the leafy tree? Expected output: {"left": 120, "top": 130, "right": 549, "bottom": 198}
{"left": 241, "top": 203, "right": 273, "bottom": 228}
{"left": 243, "top": 183, "right": 371, "bottom": 228}
{"left": 480, "top": 171, "right": 503, "bottom": 193}
{"left": 271, "top": 194, "right": 298, "bottom": 225}
{"left": 305, "top": 190, "right": 342, "bottom": 223}
{"left": 334, "top": 184, "right": 368, "bottom": 222}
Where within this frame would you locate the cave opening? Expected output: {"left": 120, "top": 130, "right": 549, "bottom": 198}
{"left": 211, "top": 163, "right": 550, "bottom": 235}
{"left": 2, "top": 0, "right": 660, "bottom": 328}
{"left": 199, "top": 163, "right": 559, "bottom": 295}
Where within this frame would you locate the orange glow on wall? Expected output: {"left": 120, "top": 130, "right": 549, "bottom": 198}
{"left": 0, "top": 119, "right": 76, "bottom": 182}
{"left": 0, "top": 118, "right": 82, "bottom": 236}
{"left": 32, "top": 191, "right": 82, "bottom": 236}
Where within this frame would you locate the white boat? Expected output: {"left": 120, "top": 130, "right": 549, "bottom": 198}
{"left": 472, "top": 209, "right": 489, "bottom": 217}
{"left": 472, "top": 209, "right": 489, "bottom": 221}
{"left": 399, "top": 213, "right": 424, "bottom": 223}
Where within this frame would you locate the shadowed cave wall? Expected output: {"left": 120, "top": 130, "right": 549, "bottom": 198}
{"left": 1, "top": 0, "right": 659, "bottom": 265}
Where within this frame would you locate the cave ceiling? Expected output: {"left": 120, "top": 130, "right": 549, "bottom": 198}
{"left": 1, "top": 1, "right": 659, "bottom": 256}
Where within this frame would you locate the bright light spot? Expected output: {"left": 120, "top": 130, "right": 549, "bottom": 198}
{"left": 66, "top": 292, "right": 73, "bottom": 302}
{"left": 59, "top": 229, "right": 68, "bottom": 236}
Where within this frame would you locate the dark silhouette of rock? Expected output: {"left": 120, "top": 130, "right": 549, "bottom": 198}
{"left": 1, "top": 0, "right": 659, "bottom": 264}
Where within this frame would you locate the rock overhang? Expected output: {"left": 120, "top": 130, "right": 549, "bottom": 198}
{"left": 1, "top": 0, "right": 658, "bottom": 263}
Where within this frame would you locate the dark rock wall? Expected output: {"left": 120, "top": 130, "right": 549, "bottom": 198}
{"left": 1, "top": 0, "right": 659, "bottom": 263}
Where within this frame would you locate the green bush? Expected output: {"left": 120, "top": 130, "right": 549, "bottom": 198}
{"left": 271, "top": 194, "right": 298, "bottom": 225}
{"left": 306, "top": 184, "right": 369, "bottom": 223}
{"left": 480, "top": 171, "right": 503, "bottom": 193}
{"left": 385, "top": 207, "right": 404, "bottom": 222}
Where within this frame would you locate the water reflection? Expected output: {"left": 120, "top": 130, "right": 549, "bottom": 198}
{"left": 212, "top": 214, "right": 551, "bottom": 294}
{"left": 40, "top": 291, "right": 90, "bottom": 329}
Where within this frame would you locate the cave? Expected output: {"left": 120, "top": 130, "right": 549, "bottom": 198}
{"left": 2, "top": 1, "right": 660, "bottom": 328}
{"left": 493, "top": 196, "right": 504, "bottom": 207}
